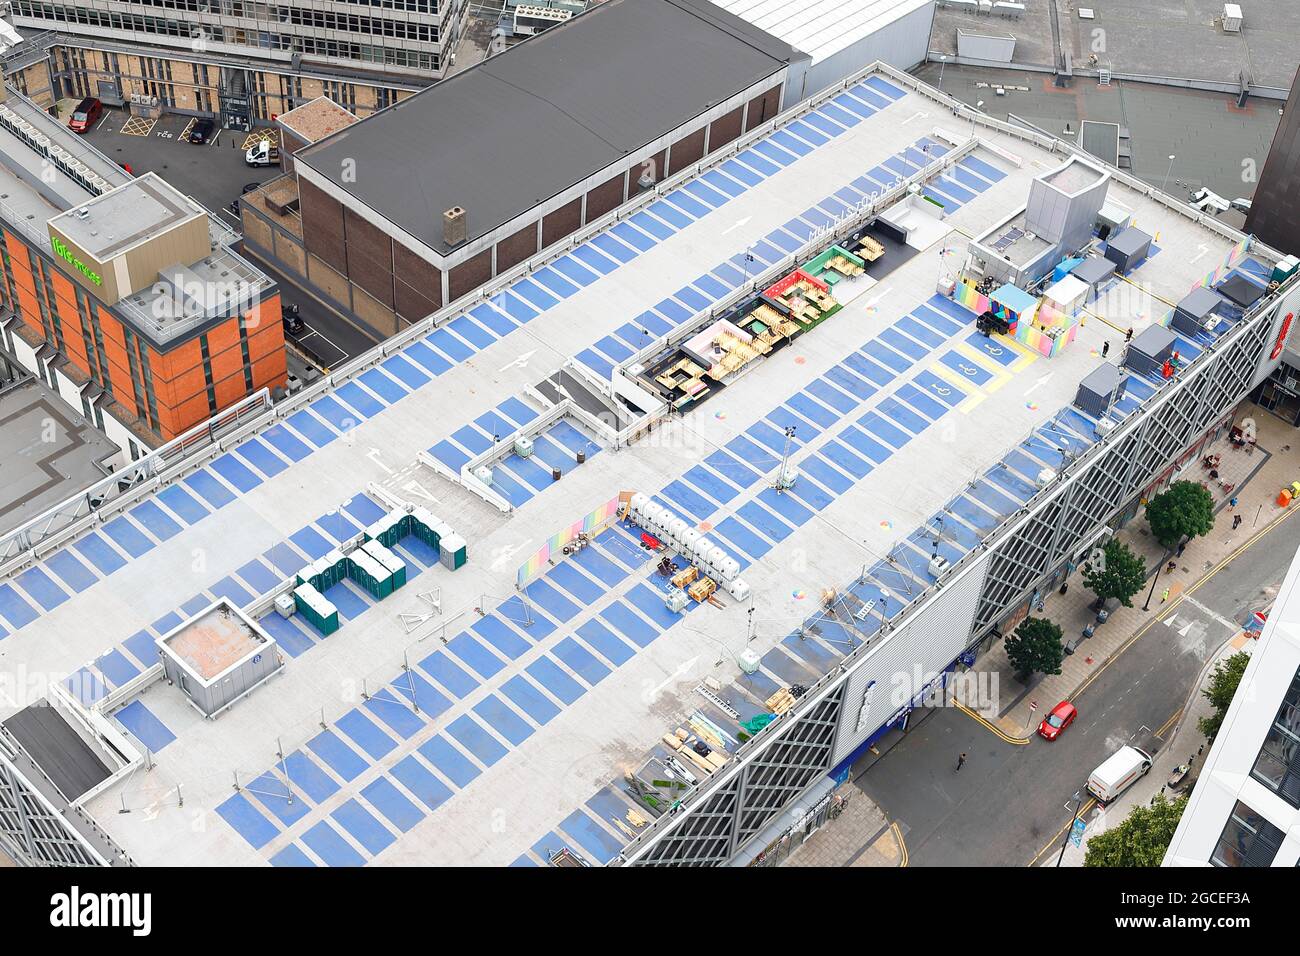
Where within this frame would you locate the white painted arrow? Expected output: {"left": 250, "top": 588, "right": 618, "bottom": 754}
{"left": 902, "top": 110, "right": 929, "bottom": 125}
{"left": 722, "top": 217, "right": 753, "bottom": 236}
{"left": 1190, "top": 244, "right": 1209, "bottom": 264}
{"left": 499, "top": 349, "right": 538, "bottom": 372}
{"left": 367, "top": 448, "right": 393, "bottom": 474}
{"left": 651, "top": 656, "right": 700, "bottom": 699}
{"left": 863, "top": 286, "right": 892, "bottom": 310}
{"left": 1025, "top": 373, "right": 1054, "bottom": 396}
{"left": 403, "top": 480, "right": 440, "bottom": 504}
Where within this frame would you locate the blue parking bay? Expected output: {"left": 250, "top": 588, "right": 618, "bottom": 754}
{"left": 702, "top": 169, "right": 745, "bottom": 197}
{"left": 875, "top": 397, "right": 929, "bottom": 434}
{"left": 100, "top": 516, "right": 154, "bottom": 559}
{"left": 389, "top": 670, "right": 452, "bottom": 720}
{"left": 683, "top": 179, "right": 728, "bottom": 208}
{"left": 826, "top": 366, "right": 876, "bottom": 401}
{"left": 418, "top": 651, "right": 479, "bottom": 699}
{"left": 757, "top": 487, "right": 812, "bottom": 528}
{"left": 392, "top": 754, "right": 456, "bottom": 812}
{"left": 448, "top": 633, "right": 506, "bottom": 679}
{"left": 44, "top": 549, "right": 98, "bottom": 594}
{"left": 418, "top": 735, "right": 481, "bottom": 788}
{"left": 862, "top": 340, "right": 911, "bottom": 374}
{"left": 682, "top": 464, "right": 740, "bottom": 506}
{"left": 553, "top": 636, "right": 612, "bottom": 686}
{"left": 302, "top": 821, "right": 366, "bottom": 867}
{"left": 246, "top": 772, "right": 310, "bottom": 826}
{"left": 913, "top": 370, "right": 967, "bottom": 407}
{"left": 662, "top": 190, "right": 711, "bottom": 219}
{"left": 447, "top": 714, "right": 509, "bottom": 768}
{"left": 514, "top": 277, "right": 560, "bottom": 310}
{"left": 282, "top": 750, "right": 340, "bottom": 805}
{"left": 820, "top": 440, "right": 874, "bottom": 480}
{"left": 570, "top": 546, "right": 627, "bottom": 588}
{"left": 576, "top": 619, "right": 636, "bottom": 666}
{"left": 859, "top": 412, "right": 913, "bottom": 450}
{"left": 785, "top": 393, "right": 840, "bottom": 429}
{"left": 501, "top": 675, "right": 561, "bottom": 726}
{"left": 611, "top": 222, "right": 656, "bottom": 252}
{"left": 752, "top": 140, "right": 797, "bottom": 167}
{"left": 361, "top": 777, "right": 424, "bottom": 833}
{"left": 560, "top": 808, "right": 624, "bottom": 864}
{"left": 527, "top": 656, "right": 586, "bottom": 706}
{"left": 880, "top": 328, "right": 929, "bottom": 361}
{"left": 599, "top": 601, "right": 661, "bottom": 649}
{"left": 573, "top": 243, "right": 619, "bottom": 275}
{"left": 894, "top": 382, "right": 948, "bottom": 421}
{"left": 713, "top": 515, "right": 772, "bottom": 560}
{"left": 381, "top": 354, "right": 431, "bottom": 390}
{"left": 625, "top": 583, "right": 686, "bottom": 629}
{"left": 546, "top": 561, "right": 604, "bottom": 605}
{"left": 474, "top": 694, "right": 535, "bottom": 746}
{"left": 961, "top": 155, "right": 1007, "bottom": 183}
{"left": 114, "top": 701, "right": 175, "bottom": 751}
{"left": 706, "top": 449, "right": 760, "bottom": 488}
{"left": 737, "top": 501, "right": 796, "bottom": 543}
{"left": 127, "top": 500, "right": 182, "bottom": 542}
{"left": 838, "top": 425, "right": 892, "bottom": 464}
{"left": 967, "top": 338, "right": 1013, "bottom": 371}
{"left": 939, "top": 351, "right": 994, "bottom": 386}
{"left": 16, "top": 567, "right": 66, "bottom": 612}
{"left": 523, "top": 578, "right": 579, "bottom": 622}
{"left": 471, "top": 616, "right": 532, "bottom": 661}
{"left": 336, "top": 709, "right": 397, "bottom": 760}
{"left": 806, "top": 379, "right": 858, "bottom": 414}
{"left": 307, "top": 730, "right": 369, "bottom": 781}
{"left": 786, "top": 472, "right": 835, "bottom": 512}
{"left": 532, "top": 266, "right": 579, "bottom": 298}
{"left": 217, "top": 793, "right": 279, "bottom": 850}
{"left": 333, "top": 798, "right": 397, "bottom": 856}
{"left": 234, "top": 438, "right": 289, "bottom": 480}
{"left": 272, "top": 845, "right": 316, "bottom": 868}
{"left": 96, "top": 648, "right": 139, "bottom": 687}
{"left": 647, "top": 200, "right": 692, "bottom": 229}
{"left": 630, "top": 211, "right": 673, "bottom": 241}
{"left": 659, "top": 478, "right": 718, "bottom": 519}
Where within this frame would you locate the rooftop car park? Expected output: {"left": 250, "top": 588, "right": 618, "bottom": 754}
{"left": 0, "top": 61, "right": 1289, "bottom": 868}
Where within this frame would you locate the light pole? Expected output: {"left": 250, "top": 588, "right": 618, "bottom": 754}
{"left": 1141, "top": 557, "right": 1164, "bottom": 612}
{"left": 1056, "top": 790, "right": 1084, "bottom": 866}
{"left": 971, "top": 100, "right": 984, "bottom": 135}
{"left": 1162, "top": 154, "right": 1176, "bottom": 192}
{"left": 936, "top": 54, "right": 947, "bottom": 93}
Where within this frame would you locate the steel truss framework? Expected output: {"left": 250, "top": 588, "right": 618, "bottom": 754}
{"left": 626, "top": 287, "right": 1292, "bottom": 866}
{"left": 0, "top": 728, "right": 128, "bottom": 867}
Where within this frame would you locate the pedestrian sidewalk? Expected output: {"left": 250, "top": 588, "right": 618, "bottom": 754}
{"left": 966, "top": 404, "right": 1296, "bottom": 738}
{"left": 1051, "top": 631, "right": 1257, "bottom": 865}
{"left": 783, "top": 783, "right": 902, "bottom": 867}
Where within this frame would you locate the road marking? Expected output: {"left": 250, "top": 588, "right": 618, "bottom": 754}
{"left": 721, "top": 217, "right": 752, "bottom": 235}
{"left": 1028, "top": 797, "right": 1097, "bottom": 866}
{"left": 1155, "top": 708, "right": 1181, "bottom": 739}
{"left": 1178, "top": 594, "right": 1244, "bottom": 635}
{"left": 891, "top": 822, "right": 909, "bottom": 867}
{"left": 954, "top": 700, "right": 1030, "bottom": 744}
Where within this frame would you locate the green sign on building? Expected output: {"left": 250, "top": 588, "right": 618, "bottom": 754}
{"left": 50, "top": 234, "right": 103, "bottom": 286}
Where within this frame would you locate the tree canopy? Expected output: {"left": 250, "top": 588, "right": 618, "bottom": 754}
{"left": 1082, "top": 537, "right": 1148, "bottom": 608}
{"left": 1084, "top": 794, "right": 1188, "bottom": 867}
{"left": 1146, "top": 480, "right": 1215, "bottom": 550}
{"left": 1198, "top": 651, "right": 1251, "bottom": 742}
{"left": 1004, "top": 616, "right": 1064, "bottom": 683}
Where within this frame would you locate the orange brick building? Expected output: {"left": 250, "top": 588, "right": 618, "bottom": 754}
{"left": 0, "top": 156, "right": 283, "bottom": 451}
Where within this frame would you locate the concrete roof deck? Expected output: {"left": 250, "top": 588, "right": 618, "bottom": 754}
{"left": 0, "top": 67, "right": 1270, "bottom": 866}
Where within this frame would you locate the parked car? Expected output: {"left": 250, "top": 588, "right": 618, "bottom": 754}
{"left": 241, "top": 182, "right": 262, "bottom": 195}
{"left": 67, "top": 97, "right": 102, "bottom": 134}
{"left": 1037, "top": 700, "right": 1077, "bottom": 741}
{"left": 188, "top": 119, "right": 215, "bottom": 144}
{"left": 1087, "top": 745, "right": 1153, "bottom": 804}
{"left": 281, "top": 303, "right": 304, "bottom": 335}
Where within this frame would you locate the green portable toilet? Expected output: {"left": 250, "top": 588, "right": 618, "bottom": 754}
{"left": 363, "top": 539, "right": 406, "bottom": 589}
{"left": 294, "top": 582, "right": 339, "bottom": 635}
{"left": 439, "top": 532, "right": 467, "bottom": 571}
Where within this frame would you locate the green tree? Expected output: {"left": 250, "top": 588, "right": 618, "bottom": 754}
{"left": 1198, "top": 651, "right": 1251, "bottom": 742}
{"left": 1082, "top": 537, "right": 1148, "bottom": 608}
{"left": 1084, "top": 794, "right": 1188, "bottom": 867}
{"left": 1004, "top": 616, "right": 1064, "bottom": 683}
{"left": 1145, "top": 480, "right": 1215, "bottom": 550}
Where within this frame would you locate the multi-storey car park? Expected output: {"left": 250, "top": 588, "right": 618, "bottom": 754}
{"left": 0, "top": 59, "right": 1297, "bottom": 868}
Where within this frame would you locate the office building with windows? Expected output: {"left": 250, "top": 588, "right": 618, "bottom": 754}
{"left": 1165, "top": 543, "right": 1300, "bottom": 867}
{"left": 0, "top": 81, "right": 282, "bottom": 462}
{"left": 0, "top": 0, "right": 451, "bottom": 128}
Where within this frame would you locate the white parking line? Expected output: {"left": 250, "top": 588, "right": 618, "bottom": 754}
{"left": 293, "top": 322, "right": 349, "bottom": 365}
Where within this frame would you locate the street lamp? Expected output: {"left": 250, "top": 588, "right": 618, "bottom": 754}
{"left": 971, "top": 100, "right": 984, "bottom": 135}
{"left": 1162, "top": 154, "right": 1176, "bottom": 192}
{"left": 1141, "top": 556, "right": 1164, "bottom": 612}
{"left": 937, "top": 54, "right": 947, "bottom": 93}
{"left": 1056, "top": 790, "right": 1085, "bottom": 866}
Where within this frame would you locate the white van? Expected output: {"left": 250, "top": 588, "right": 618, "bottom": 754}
{"left": 245, "top": 141, "right": 280, "bottom": 167}
{"left": 1087, "top": 745, "right": 1153, "bottom": 804}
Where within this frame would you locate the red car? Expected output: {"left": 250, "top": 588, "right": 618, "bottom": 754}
{"left": 1038, "top": 700, "right": 1077, "bottom": 741}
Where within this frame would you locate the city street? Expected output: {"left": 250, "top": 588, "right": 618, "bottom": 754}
{"left": 848, "top": 505, "right": 1300, "bottom": 867}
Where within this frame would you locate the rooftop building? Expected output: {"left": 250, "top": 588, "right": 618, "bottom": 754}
{"left": 0, "top": 60, "right": 1295, "bottom": 868}
{"left": 1164, "top": 542, "right": 1300, "bottom": 867}
{"left": 0, "top": 80, "right": 282, "bottom": 464}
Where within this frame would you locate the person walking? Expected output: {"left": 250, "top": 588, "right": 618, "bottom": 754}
{"left": 1232, "top": 514, "right": 1242, "bottom": 530}
{"left": 1166, "top": 559, "right": 1177, "bottom": 574}
{"left": 1102, "top": 341, "right": 1110, "bottom": 357}
{"left": 1125, "top": 327, "right": 1134, "bottom": 343}
{"left": 955, "top": 752, "right": 967, "bottom": 772}
{"left": 1161, "top": 586, "right": 1171, "bottom": 603}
